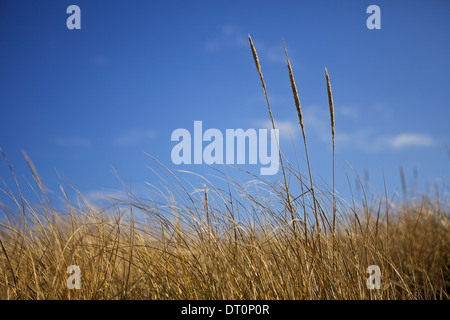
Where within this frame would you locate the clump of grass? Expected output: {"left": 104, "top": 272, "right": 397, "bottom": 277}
{"left": 0, "top": 38, "right": 448, "bottom": 300}
{"left": 0, "top": 162, "right": 447, "bottom": 300}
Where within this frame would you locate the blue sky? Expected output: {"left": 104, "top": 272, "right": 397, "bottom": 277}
{"left": 0, "top": 0, "right": 449, "bottom": 207}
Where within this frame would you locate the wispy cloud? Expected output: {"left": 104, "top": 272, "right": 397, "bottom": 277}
{"left": 254, "top": 105, "right": 436, "bottom": 152}
{"left": 113, "top": 129, "right": 156, "bottom": 147}
{"left": 255, "top": 106, "right": 338, "bottom": 143}
{"left": 205, "top": 25, "right": 286, "bottom": 63}
{"left": 337, "top": 130, "right": 436, "bottom": 152}
{"left": 84, "top": 189, "right": 125, "bottom": 203}
{"left": 338, "top": 106, "right": 359, "bottom": 119}
{"left": 250, "top": 40, "right": 287, "bottom": 64}
{"left": 255, "top": 119, "right": 300, "bottom": 141}
{"left": 91, "top": 54, "right": 109, "bottom": 67}
{"left": 300, "top": 106, "right": 436, "bottom": 152}
{"left": 205, "top": 25, "right": 247, "bottom": 53}
{"left": 55, "top": 137, "right": 92, "bottom": 148}
{"left": 384, "top": 133, "right": 436, "bottom": 150}
{"left": 303, "top": 106, "right": 331, "bottom": 141}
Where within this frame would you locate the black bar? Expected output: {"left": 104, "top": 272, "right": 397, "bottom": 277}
{"left": 0, "top": 300, "right": 447, "bottom": 319}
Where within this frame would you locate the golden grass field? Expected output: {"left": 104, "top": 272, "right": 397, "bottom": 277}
{"left": 0, "top": 36, "right": 448, "bottom": 300}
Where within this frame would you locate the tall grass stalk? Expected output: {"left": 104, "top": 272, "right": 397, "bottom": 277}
{"left": 248, "top": 35, "right": 296, "bottom": 237}
{"left": 325, "top": 67, "right": 336, "bottom": 234}
{"left": 283, "top": 43, "right": 320, "bottom": 244}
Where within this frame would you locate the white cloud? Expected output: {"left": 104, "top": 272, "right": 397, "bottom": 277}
{"left": 91, "top": 55, "right": 109, "bottom": 67}
{"left": 336, "top": 131, "right": 436, "bottom": 152}
{"left": 205, "top": 25, "right": 286, "bottom": 63}
{"left": 299, "top": 106, "right": 436, "bottom": 152}
{"left": 384, "top": 133, "right": 436, "bottom": 150}
{"left": 255, "top": 119, "right": 300, "bottom": 141}
{"left": 302, "top": 106, "right": 332, "bottom": 141}
{"left": 338, "top": 106, "right": 359, "bottom": 119}
{"left": 84, "top": 189, "right": 125, "bottom": 202}
{"left": 205, "top": 25, "right": 247, "bottom": 53}
{"left": 255, "top": 106, "right": 334, "bottom": 142}
{"left": 55, "top": 137, "right": 92, "bottom": 148}
{"left": 113, "top": 129, "right": 156, "bottom": 147}
{"left": 252, "top": 40, "right": 287, "bottom": 64}
{"left": 253, "top": 104, "right": 436, "bottom": 153}
{"left": 330, "top": 130, "right": 436, "bottom": 152}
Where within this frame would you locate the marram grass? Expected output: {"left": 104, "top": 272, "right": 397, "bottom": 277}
{"left": 0, "top": 38, "right": 448, "bottom": 300}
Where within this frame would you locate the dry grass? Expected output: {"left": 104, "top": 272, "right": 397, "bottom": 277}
{"left": 325, "top": 67, "right": 336, "bottom": 233}
{"left": 0, "top": 38, "right": 448, "bottom": 300}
